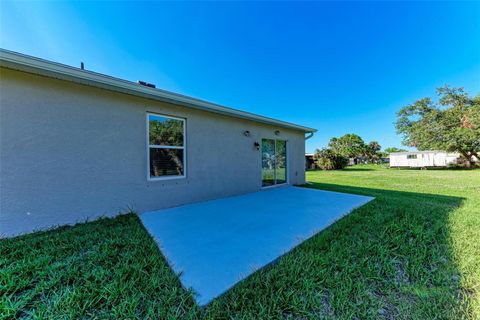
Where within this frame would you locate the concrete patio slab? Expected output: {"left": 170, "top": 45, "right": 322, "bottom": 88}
{"left": 140, "top": 186, "right": 374, "bottom": 306}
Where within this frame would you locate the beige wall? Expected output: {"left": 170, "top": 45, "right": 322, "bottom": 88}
{"left": 0, "top": 68, "right": 306, "bottom": 237}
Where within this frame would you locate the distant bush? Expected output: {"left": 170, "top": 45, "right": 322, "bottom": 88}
{"left": 449, "top": 156, "right": 480, "bottom": 169}
{"left": 314, "top": 148, "right": 349, "bottom": 170}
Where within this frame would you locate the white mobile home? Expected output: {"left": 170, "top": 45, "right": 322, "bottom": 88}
{"left": 389, "top": 151, "right": 459, "bottom": 168}
{"left": 0, "top": 49, "right": 316, "bottom": 237}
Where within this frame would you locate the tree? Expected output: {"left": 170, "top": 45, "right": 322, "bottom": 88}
{"left": 384, "top": 147, "right": 408, "bottom": 154}
{"left": 328, "top": 134, "right": 366, "bottom": 158}
{"left": 395, "top": 86, "right": 480, "bottom": 167}
{"left": 313, "top": 148, "right": 348, "bottom": 170}
{"left": 365, "top": 141, "right": 382, "bottom": 163}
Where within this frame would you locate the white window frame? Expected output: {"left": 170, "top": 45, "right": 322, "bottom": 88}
{"left": 146, "top": 112, "right": 187, "bottom": 181}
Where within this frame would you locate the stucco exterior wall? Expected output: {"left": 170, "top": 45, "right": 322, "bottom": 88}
{"left": 0, "top": 69, "right": 306, "bottom": 237}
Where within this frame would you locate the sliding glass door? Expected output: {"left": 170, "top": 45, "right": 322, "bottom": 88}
{"left": 262, "top": 139, "right": 287, "bottom": 187}
{"left": 261, "top": 139, "right": 275, "bottom": 187}
{"left": 275, "top": 140, "right": 287, "bottom": 184}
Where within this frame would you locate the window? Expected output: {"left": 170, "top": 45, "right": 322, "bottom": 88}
{"left": 407, "top": 154, "right": 417, "bottom": 159}
{"left": 147, "top": 113, "right": 186, "bottom": 180}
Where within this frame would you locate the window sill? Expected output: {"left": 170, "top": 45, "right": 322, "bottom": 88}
{"left": 148, "top": 175, "right": 187, "bottom": 182}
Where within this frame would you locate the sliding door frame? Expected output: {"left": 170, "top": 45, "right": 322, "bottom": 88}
{"left": 261, "top": 138, "right": 289, "bottom": 188}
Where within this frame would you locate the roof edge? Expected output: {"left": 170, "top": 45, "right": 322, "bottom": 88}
{"left": 0, "top": 48, "right": 317, "bottom": 133}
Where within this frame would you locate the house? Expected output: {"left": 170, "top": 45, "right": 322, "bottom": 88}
{"left": 0, "top": 49, "right": 316, "bottom": 237}
{"left": 389, "top": 151, "right": 460, "bottom": 168}
{"left": 305, "top": 153, "right": 316, "bottom": 170}
{"left": 348, "top": 156, "right": 369, "bottom": 166}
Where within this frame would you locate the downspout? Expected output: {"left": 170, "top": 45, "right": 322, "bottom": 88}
{"left": 305, "top": 131, "right": 314, "bottom": 140}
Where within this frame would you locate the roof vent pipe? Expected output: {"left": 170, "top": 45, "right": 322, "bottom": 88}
{"left": 80, "top": 62, "right": 84, "bottom": 70}
{"left": 137, "top": 80, "right": 156, "bottom": 88}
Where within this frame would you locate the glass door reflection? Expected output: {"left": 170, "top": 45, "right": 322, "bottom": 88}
{"left": 261, "top": 139, "right": 287, "bottom": 187}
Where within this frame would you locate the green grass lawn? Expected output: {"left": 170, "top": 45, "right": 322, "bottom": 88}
{"left": 1, "top": 165, "right": 479, "bottom": 319}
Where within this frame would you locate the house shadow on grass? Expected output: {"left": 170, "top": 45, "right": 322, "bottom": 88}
{"left": 205, "top": 182, "right": 468, "bottom": 319}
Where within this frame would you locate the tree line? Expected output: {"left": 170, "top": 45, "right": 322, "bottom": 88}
{"left": 313, "top": 134, "right": 385, "bottom": 170}
{"left": 314, "top": 85, "right": 479, "bottom": 170}
{"left": 396, "top": 86, "right": 479, "bottom": 167}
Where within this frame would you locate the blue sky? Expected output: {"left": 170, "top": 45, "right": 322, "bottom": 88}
{"left": 1, "top": 1, "right": 479, "bottom": 153}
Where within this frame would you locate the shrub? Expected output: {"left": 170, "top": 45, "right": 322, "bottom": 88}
{"left": 313, "top": 148, "right": 349, "bottom": 170}
{"left": 450, "top": 156, "right": 480, "bottom": 169}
